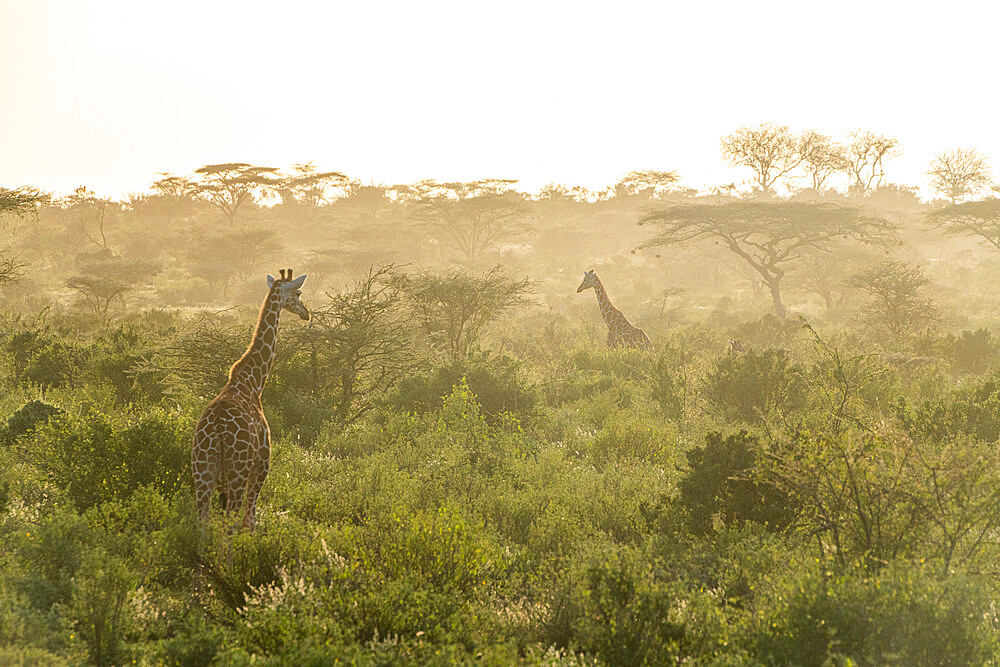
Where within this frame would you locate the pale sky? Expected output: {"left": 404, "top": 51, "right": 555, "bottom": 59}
{"left": 2, "top": 0, "right": 998, "bottom": 199}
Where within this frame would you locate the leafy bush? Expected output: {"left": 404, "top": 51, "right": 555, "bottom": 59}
{"left": 1, "top": 399, "right": 63, "bottom": 445}
{"left": 387, "top": 351, "right": 538, "bottom": 425}
{"left": 947, "top": 328, "right": 999, "bottom": 375}
{"left": 545, "top": 545, "right": 727, "bottom": 665}
{"left": 67, "top": 549, "right": 137, "bottom": 666}
{"left": 25, "top": 409, "right": 191, "bottom": 509}
{"left": 702, "top": 347, "right": 808, "bottom": 422}
{"left": 751, "top": 566, "right": 999, "bottom": 665}
{"left": 678, "top": 431, "right": 794, "bottom": 534}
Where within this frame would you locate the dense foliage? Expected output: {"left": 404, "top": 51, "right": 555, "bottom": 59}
{"left": 3, "top": 161, "right": 1000, "bottom": 663}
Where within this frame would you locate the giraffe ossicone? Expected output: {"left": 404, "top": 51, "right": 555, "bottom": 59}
{"left": 577, "top": 269, "right": 653, "bottom": 351}
{"left": 191, "top": 270, "right": 309, "bottom": 531}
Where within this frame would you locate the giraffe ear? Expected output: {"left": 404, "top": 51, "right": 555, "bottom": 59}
{"left": 267, "top": 274, "right": 276, "bottom": 289}
{"left": 289, "top": 274, "right": 307, "bottom": 289}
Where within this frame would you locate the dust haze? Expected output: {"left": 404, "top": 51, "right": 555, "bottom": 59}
{"left": 4, "top": 4, "right": 1000, "bottom": 664}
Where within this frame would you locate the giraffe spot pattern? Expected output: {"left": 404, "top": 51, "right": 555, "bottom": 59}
{"left": 191, "top": 275, "right": 307, "bottom": 531}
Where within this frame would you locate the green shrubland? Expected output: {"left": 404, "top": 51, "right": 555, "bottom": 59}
{"left": 3, "top": 299, "right": 1000, "bottom": 665}
{"left": 3, "top": 182, "right": 1000, "bottom": 663}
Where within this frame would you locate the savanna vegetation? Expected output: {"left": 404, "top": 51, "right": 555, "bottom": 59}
{"left": 3, "top": 128, "right": 1000, "bottom": 664}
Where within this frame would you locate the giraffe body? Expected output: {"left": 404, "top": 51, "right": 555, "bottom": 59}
{"left": 577, "top": 270, "right": 653, "bottom": 351}
{"left": 192, "top": 271, "right": 309, "bottom": 531}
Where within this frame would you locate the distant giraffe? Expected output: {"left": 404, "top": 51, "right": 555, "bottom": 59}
{"left": 191, "top": 269, "right": 310, "bottom": 531}
{"left": 577, "top": 270, "right": 653, "bottom": 351}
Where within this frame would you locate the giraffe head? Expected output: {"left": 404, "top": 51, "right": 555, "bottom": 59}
{"left": 266, "top": 269, "right": 310, "bottom": 321}
{"left": 577, "top": 270, "right": 599, "bottom": 293}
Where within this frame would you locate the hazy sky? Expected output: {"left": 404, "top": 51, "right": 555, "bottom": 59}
{"left": 2, "top": 0, "right": 998, "bottom": 198}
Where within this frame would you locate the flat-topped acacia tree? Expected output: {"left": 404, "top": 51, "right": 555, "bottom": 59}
{"left": 640, "top": 201, "right": 896, "bottom": 319}
{"left": 925, "top": 199, "right": 1000, "bottom": 249}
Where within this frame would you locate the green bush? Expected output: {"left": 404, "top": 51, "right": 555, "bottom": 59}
{"left": 545, "top": 545, "right": 726, "bottom": 665}
{"left": 899, "top": 371, "right": 1000, "bottom": 443}
{"left": 67, "top": 549, "right": 137, "bottom": 666}
{"left": 678, "top": 431, "right": 794, "bottom": 534}
{"left": 1, "top": 399, "right": 63, "bottom": 446}
{"left": 751, "top": 566, "right": 998, "bottom": 665}
{"left": 25, "top": 409, "right": 191, "bottom": 509}
{"left": 387, "top": 351, "right": 538, "bottom": 425}
{"left": 703, "top": 347, "right": 808, "bottom": 422}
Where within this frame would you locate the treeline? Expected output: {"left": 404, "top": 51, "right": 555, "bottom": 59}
{"left": 0, "top": 123, "right": 997, "bottom": 337}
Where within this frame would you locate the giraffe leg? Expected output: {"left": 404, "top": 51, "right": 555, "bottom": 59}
{"left": 242, "top": 434, "right": 271, "bottom": 532}
{"left": 191, "top": 430, "right": 220, "bottom": 523}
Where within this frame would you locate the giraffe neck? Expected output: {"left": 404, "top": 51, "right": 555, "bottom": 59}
{"left": 591, "top": 277, "right": 625, "bottom": 328}
{"left": 228, "top": 288, "right": 282, "bottom": 396}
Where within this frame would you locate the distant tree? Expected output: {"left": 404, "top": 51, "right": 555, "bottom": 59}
{"left": 848, "top": 260, "right": 939, "bottom": 338}
{"left": 799, "top": 131, "right": 848, "bottom": 191}
{"left": 180, "top": 227, "right": 281, "bottom": 293}
{"left": 0, "top": 186, "right": 47, "bottom": 216}
{"left": 537, "top": 183, "right": 572, "bottom": 200}
{"left": 150, "top": 174, "right": 193, "bottom": 200}
{"left": 394, "top": 266, "right": 533, "bottom": 356}
{"left": 843, "top": 131, "right": 899, "bottom": 195}
{"left": 613, "top": 170, "right": 680, "bottom": 199}
{"left": 275, "top": 163, "right": 347, "bottom": 207}
{"left": 65, "top": 186, "right": 115, "bottom": 251}
{"left": 338, "top": 181, "right": 393, "bottom": 220}
{"left": 0, "top": 186, "right": 45, "bottom": 286}
{"left": 66, "top": 256, "right": 160, "bottom": 325}
{"left": 410, "top": 180, "right": 531, "bottom": 261}
{"left": 792, "top": 242, "right": 876, "bottom": 311}
{"left": 720, "top": 123, "right": 804, "bottom": 193}
{"left": 641, "top": 202, "right": 895, "bottom": 318}
{"left": 925, "top": 198, "right": 1000, "bottom": 250}
{"left": 189, "top": 163, "right": 280, "bottom": 226}
{"left": 927, "top": 148, "right": 993, "bottom": 204}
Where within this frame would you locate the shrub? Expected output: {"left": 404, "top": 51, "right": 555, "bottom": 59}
{"left": 67, "top": 550, "right": 137, "bottom": 666}
{"left": 702, "top": 347, "right": 808, "bottom": 422}
{"left": 751, "top": 566, "right": 998, "bottom": 665}
{"left": 1, "top": 399, "right": 63, "bottom": 446}
{"left": 947, "top": 328, "right": 998, "bottom": 375}
{"left": 387, "top": 351, "right": 538, "bottom": 425}
{"left": 26, "top": 409, "right": 191, "bottom": 510}
{"left": 678, "top": 431, "right": 794, "bottom": 535}
{"left": 545, "top": 545, "right": 726, "bottom": 665}
{"left": 587, "top": 410, "right": 678, "bottom": 467}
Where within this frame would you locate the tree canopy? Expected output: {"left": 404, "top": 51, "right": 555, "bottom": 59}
{"left": 641, "top": 201, "right": 895, "bottom": 318}
{"left": 925, "top": 198, "right": 1000, "bottom": 249}
{"left": 927, "top": 149, "right": 993, "bottom": 204}
{"left": 0, "top": 187, "right": 48, "bottom": 217}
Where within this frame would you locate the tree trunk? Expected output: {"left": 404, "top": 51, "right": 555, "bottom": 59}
{"left": 768, "top": 279, "right": 786, "bottom": 319}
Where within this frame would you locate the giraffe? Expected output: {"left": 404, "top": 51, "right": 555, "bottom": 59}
{"left": 577, "top": 270, "right": 654, "bottom": 351}
{"left": 191, "top": 269, "right": 310, "bottom": 531}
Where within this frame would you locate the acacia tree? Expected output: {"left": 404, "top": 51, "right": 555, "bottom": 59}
{"left": 287, "top": 265, "right": 423, "bottom": 423}
{"left": 925, "top": 198, "right": 1000, "bottom": 249}
{"left": 410, "top": 180, "right": 531, "bottom": 261}
{"left": 792, "top": 242, "right": 876, "bottom": 311}
{"left": 394, "top": 266, "right": 533, "bottom": 356}
{"left": 65, "top": 186, "right": 115, "bottom": 251}
{"left": 640, "top": 202, "right": 895, "bottom": 318}
{"left": 66, "top": 256, "right": 160, "bottom": 325}
{"left": 613, "top": 170, "right": 681, "bottom": 199}
{"left": 189, "top": 163, "right": 280, "bottom": 226}
{"left": 720, "top": 123, "right": 804, "bottom": 193}
{"left": 0, "top": 186, "right": 46, "bottom": 286}
{"left": 275, "top": 163, "right": 347, "bottom": 207}
{"left": 0, "top": 186, "right": 47, "bottom": 216}
{"left": 799, "top": 131, "right": 848, "bottom": 191}
{"left": 927, "top": 148, "right": 993, "bottom": 204}
{"left": 848, "top": 261, "right": 940, "bottom": 338}
{"left": 843, "top": 131, "right": 899, "bottom": 194}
